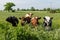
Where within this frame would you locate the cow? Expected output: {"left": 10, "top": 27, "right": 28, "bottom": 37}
{"left": 19, "top": 16, "right": 31, "bottom": 26}
{"left": 25, "top": 17, "right": 31, "bottom": 23}
{"left": 25, "top": 13, "right": 33, "bottom": 18}
{"left": 43, "top": 16, "right": 53, "bottom": 30}
{"left": 31, "top": 17, "right": 41, "bottom": 27}
{"left": 6, "top": 16, "right": 19, "bottom": 26}
{"left": 19, "top": 13, "right": 33, "bottom": 26}
{"left": 19, "top": 17, "right": 26, "bottom": 26}
{"left": 25, "top": 13, "right": 33, "bottom": 23}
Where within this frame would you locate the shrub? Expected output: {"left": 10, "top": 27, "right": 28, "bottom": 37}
{"left": 50, "top": 10, "right": 56, "bottom": 13}
{"left": 0, "top": 22, "right": 60, "bottom": 40}
{"left": 17, "top": 26, "right": 39, "bottom": 40}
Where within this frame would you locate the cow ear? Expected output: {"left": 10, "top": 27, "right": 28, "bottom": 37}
{"left": 19, "top": 17, "right": 21, "bottom": 19}
{"left": 43, "top": 17, "right": 45, "bottom": 19}
{"left": 50, "top": 17, "right": 53, "bottom": 19}
{"left": 38, "top": 17, "right": 41, "bottom": 19}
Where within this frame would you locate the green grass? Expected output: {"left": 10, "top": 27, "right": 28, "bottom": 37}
{"left": 0, "top": 11, "right": 60, "bottom": 40}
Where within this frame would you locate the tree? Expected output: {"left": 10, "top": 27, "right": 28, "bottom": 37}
{"left": 21, "top": 9, "right": 27, "bottom": 11}
{"left": 17, "top": 8, "right": 20, "bottom": 11}
{"left": 43, "top": 8, "right": 46, "bottom": 11}
{"left": 30, "top": 7, "right": 35, "bottom": 11}
{"left": 26, "top": 9, "right": 30, "bottom": 11}
{"left": 4, "top": 2, "right": 15, "bottom": 12}
{"left": 36, "top": 9, "right": 39, "bottom": 11}
{"left": 47, "top": 8, "right": 51, "bottom": 11}
{"left": 50, "top": 9, "right": 56, "bottom": 13}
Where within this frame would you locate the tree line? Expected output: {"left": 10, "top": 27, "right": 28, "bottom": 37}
{"left": 4, "top": 2, "right": 60, "bottom": 13}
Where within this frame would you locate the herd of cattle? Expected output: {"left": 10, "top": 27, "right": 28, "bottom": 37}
{"left": 6, "top": 13, "right": 53, "bottom": 30}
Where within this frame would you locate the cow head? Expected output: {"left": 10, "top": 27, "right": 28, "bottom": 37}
{"left": 29, "top": 13, "right": 33, "bottom": 15}
{"left": 26, "top": 13, "right": 33, "bottom": 18}
{"left": 31, "top": 17, "right": 41, "bottom": 27}
{"left": 25, "top": 17, "right": 31, "bottom": 23}
{"left": 43, "top": 16, "right": 53, "bottom": 27}
{"left": 19, "top": 17, "right": 26, "bottom": 26}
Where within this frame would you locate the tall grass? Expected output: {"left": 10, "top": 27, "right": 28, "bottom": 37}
{"left": 0, "top": 11, "right": 60, "bottom": 40}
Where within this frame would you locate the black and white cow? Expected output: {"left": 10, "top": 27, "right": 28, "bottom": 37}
{"left": 6, "top": 16, "right": 19, "bottom": 26}
{"left": 43, "top": 16, "right": 53, "bottom": 30}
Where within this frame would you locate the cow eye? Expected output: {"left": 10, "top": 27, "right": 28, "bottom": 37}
{"left": 43, "top": 17, "right": 45, "bottom": 19}
{"left": 49, "top": 19, "right": 51, "bottom": 21}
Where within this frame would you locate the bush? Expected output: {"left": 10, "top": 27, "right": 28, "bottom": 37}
{"left": 50, "top": 10, "right": 56, "bottom": 13}
{"left": 0, "top": 22, "right": 60, "bottom": 40}
{"left": 17, "top": 27, "right": 39, "bottom": 40}
{"left": 11, "top": 10, "right": 15, "bottom": 12}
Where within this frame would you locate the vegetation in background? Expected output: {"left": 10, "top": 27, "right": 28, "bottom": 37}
{"left": 4, "top": 2, "right": 15, "bottom": 12}
{"left": 16, "top": 7, "right": 60, "bottom": 13}
{"left": 3, "top": 2, "right": 60, "bottom": 13}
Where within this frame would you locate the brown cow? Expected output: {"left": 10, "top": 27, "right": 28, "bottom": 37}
{"left": 19, "top": 13, "right": 33, "bottom": 26}
{"left": 19, "top": 16, "right": 31, "bottom": 26}
{"left": 25, "top": 13, "right": 33, "bottom": 18}
{"left": 24, "top": 13, "right": 33, "bottom": 23}
{"left": 31, "top": 17, "right": 41, "bottom": 27}
{"left": 19, "top": 17, "right": 26, "bottom": 26}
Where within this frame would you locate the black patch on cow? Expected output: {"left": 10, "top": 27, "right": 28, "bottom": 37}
{"left": 25, "top": 17, "right": 31, "bottom": 24}
{"left": 43, "top": 20, "right": 52, "bottom": 27}
{"left": 6, "top": 16, "right": 19, "bottom": 27}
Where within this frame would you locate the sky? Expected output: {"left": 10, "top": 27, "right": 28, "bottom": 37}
{"left": 0, "top": 0, "right": 60, "bottom": 10}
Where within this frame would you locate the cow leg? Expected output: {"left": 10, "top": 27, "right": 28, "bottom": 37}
{"left": 12, "top": 22, "right": 17, "bottom": 26}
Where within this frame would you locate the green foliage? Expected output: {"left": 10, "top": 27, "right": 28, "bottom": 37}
{"left": 30, "top": 7, "right": 35, "bottom": 11}
{"left": 43, "top": 8, "right": 51, "bottom": 11}
{"left": 11, "top": 10, "right": 15, "bottom": 12}
{"left": 50, "top": 10, "right": 56, "bottom": 13}
{"left": 21, "top": 9, "right": 27, "bottom": 11}
{"left": 17, "top": 27, "right": 39, "bottom": 40}
{"left": 4, "top": 2, "right": 15, "bottom": 12}
{"left": 46, "top": 8, "right": 51, "bottom": 11}
{"left": 0, "top": 11, "right": 60, "bottom": 40}
{"left": 43, "top": 8, "right": 46, "bottom": 11}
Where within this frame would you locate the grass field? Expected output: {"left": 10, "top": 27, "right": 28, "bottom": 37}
{"left": 0, "top": 11, "right": 60, "bottom": 40}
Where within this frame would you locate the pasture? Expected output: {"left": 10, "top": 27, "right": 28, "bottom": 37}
{"left": 0, "top": 11, "right": 60, "bottom": 40}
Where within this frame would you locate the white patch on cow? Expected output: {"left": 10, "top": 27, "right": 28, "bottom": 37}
{"left": 45, "top": 16, "right": 50, "bottom": 22}
{"left": 25, "top": 14, "right": 30, "bottom": 17}
{"left": 29, "top": 13, "right": 32, "bottom": 15}
{"left": 35, "top": 17, "right": 38, "bottom": 19}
